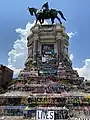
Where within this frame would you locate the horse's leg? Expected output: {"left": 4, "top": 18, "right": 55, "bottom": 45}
{"left": 56, "top": 16, "right": 62, "bottom": 24}
{"left": 40, "top": 19, "right": 44, "bottom": 25}
{"left": 42, "top": 19, "right": 44, "bottom": 24}
{"left": 51, "top": 18, "right": 54, "bottom": 24}
{"left": 35, "top": 19, "right": 38, "bottom": 24}
{"left": 39, "top": 18, "right": 44, "bottom": 25}
{"left": 40, "top": 20, "right": 43, "bottom": 25}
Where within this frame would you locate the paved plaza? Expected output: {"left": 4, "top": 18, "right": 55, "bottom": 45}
{"left": 0, "top": 116, "right": 25, "bottom": 120}
{"left": 0, "top": 115, "right": 90, "bottom": 120}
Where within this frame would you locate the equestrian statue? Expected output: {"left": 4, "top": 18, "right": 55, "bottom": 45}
{"left": 27, "top": 2, "right": 66, "bottom": 24}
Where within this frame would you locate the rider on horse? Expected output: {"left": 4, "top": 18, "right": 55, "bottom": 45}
{"left": 42, "top": 2, "right": 49, "bottom": 11}
{"left": 36, "top": 2, "right": 49, "bottom": 14}
{"left": 27, "top": 2, "right": 66, "bottom": 24}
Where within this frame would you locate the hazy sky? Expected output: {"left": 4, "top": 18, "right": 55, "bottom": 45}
{"left": 0, "top": 0, "right": 90, "bottom": 79}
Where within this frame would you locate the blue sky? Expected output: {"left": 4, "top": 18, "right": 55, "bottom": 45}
{"left": 0, "top": 0, "right": 90, "bottom": 79}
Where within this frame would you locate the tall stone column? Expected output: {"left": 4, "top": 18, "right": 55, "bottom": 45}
{"left": 56, "top": 38, "right": 64, "bottom": 63}
{"left": 31, "top": 25, "right": 39, "bottom": 65}
{"left": 33, "top": 34, "right": 38, "bottom": 65}
{"left": 57, "top": 39, "right": 61, "bottom": 62}
{"left": 55, "top": 25, "right": 64, "bottom": 63}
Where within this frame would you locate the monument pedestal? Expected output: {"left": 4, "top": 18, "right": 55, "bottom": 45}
{"left": 18, "top": 24, "right": 84, "bottom": 85}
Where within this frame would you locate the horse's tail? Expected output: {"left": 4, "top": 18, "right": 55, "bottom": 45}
{"left": 57, "top": 11, "right": 66, "bottom": 21}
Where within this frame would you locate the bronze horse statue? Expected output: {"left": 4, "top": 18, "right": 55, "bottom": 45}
{"left": 27, "top": 7, "right": 66, "bottom": 24}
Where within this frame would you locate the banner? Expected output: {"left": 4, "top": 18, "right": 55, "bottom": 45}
{"left": 36, "top": 110, "right": 54, "bottom": 120}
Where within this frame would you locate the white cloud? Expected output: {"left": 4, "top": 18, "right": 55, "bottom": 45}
{"left": 67, "top": 32, "right": 77, "bottom": 38}
{"left": 67, "top": 31, "right": 90, "bottom": 80}
{"left": 70, "top": 53, "right": 74, "bottom": 61}
{"left": 7, "top": 20, "right": 48, "bottom": 77}
{"left": 69, "top": 53, "right": 90, "bottom": 80}
{"left": 74, "top": 59, "right": 90, "bottom": 80}
{"left": 69, "top": 54, "right": 90, "bottom": 80}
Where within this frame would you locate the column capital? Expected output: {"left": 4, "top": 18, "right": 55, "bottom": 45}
{"left": 56, "top": 37, "right": 62, "bottom": 41}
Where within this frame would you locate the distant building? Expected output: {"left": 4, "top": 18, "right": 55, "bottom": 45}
{"left": 0, "top": 65, "right": 13, "bottom": 88}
